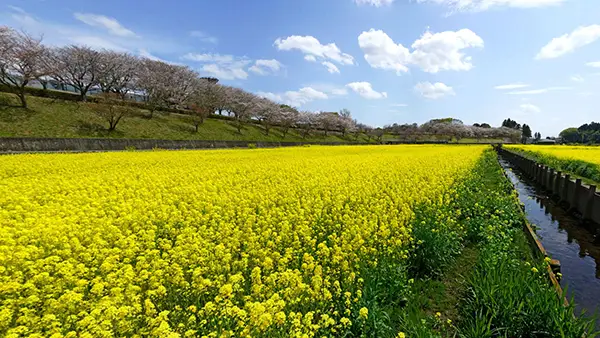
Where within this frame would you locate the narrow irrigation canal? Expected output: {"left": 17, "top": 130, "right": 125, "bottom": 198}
{"left": 498, "top": 156, "right": 600, "bottom": 322}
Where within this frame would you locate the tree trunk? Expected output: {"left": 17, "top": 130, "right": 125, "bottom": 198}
{"left": 282, "top": 127, "right": 289, "bottom": 138}
{"left": 195, "top": 123, "right": 199, "bottom": 133}
{"left": 17, "top": 87, "right": 27, "bottom": 108}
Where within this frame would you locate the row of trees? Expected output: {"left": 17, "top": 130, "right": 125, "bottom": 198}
{"left": 383, "top": 118, "right": 522, "bottom": 143}
{"left": 0, "top": 26, "right": 363, "bottom": 136}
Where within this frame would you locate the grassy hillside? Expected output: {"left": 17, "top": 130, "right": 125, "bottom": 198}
{"left": 0, "top": 93, "right": 372, "bottom": 143}
{"left": 0, "top": 93, "right": 507, "bottom": 144}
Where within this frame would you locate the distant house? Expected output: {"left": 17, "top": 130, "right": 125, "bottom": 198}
{"left": 537, "top": 139, "right": 557, "bottom": 145}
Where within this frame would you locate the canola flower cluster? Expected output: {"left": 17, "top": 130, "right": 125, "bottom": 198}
{"left": 0, "top": 145, "right": 485, "bottom": 337}
{"left": 507, "top": 145, "right": 600, "bottom": 166}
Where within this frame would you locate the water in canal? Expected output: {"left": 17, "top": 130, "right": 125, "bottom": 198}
{"left": 499, "top": 156, "right": 600, "bottom": 323}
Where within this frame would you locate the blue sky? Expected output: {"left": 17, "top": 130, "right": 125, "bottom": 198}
{"left": 2, "top": 0, "right": 600, "bottom": 136}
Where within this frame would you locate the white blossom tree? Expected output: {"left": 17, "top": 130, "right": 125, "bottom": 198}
{"left": 186, "top": 78, "right": 220, "bottom": 132}
{"left": 50, "top": 45, "right": 102, "bottom": 100}
{"left": 97, "top": 51, "right": 140, "bottom": 99}
{"left": 254, "top": 98, "right": 281, "bottom": 135}
{"left": 226, "top": 88, "right": 258, "bottom": 134}
{"left": 0, "top": 28, "right": 47, "bottom": 107}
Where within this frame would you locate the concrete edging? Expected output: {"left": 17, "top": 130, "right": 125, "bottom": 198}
{"left": 498, "top": 147, "right": 600, "bottom": 224}
{"left": 496, "top": 149, "right": 567, "bottom": 304}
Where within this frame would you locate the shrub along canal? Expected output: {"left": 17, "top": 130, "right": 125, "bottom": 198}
{"left": 499, "top": 156, "right": 600, "bottom": 323}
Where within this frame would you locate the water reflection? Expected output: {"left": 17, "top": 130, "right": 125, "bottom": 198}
{"left": 499, "top": 157, "right": 600, "bottom": 320}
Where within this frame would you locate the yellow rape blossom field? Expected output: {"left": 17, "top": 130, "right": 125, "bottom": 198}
{"left": 0, "top": 145, "right": 485, "bottom": 337}
{"left": 506, "top": 145, "right": 600, "bottom": 184}
{"left": 506, "top": 145, "right": 600, "bottom": 166}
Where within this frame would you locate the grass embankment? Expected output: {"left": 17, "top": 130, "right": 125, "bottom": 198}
{"left": 396, "top": 150, "right": 596, "bottom": 337}
{"left": 0, "top": 93, "right": 505, "bottom": 144}
{"left": 507, "top": 145, "right": 600, "bottom": 186}
{"left": 0, "top": 93, "right": 371, "bottom": 143}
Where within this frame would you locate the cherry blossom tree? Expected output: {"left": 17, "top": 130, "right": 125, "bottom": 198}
{"left": 50, "top": 45, "right": 102, "bottom": 100}
{"left": 97, "top": 51, "right": 140, "bottom": 99}
{"left": 0, "top": 28, "right": 47, "bottom": 107}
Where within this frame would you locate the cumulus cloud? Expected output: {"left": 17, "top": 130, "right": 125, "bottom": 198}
{"left": 74, "top": 13, "right": 137, "bottom": 37}
{"left": 257, "top": 87, "right": 328, "bottom": 107}
{"left": 346, "top": 82, "right": 388, "bottom": 99}
{"left": 358, "top": 28, "right": 483, "bottom": 74}
{"left": 358, "top": 29, "right": 411, "bottom": 74}
{"left": 321, "top": 61, "right": 340, "bottom": 74}
{"left": 536, "top": 25, "right": 600, "bottom": 60}
{"left": 414, "top": 82, "right": 455, "bottom": 99}
{"left": 416, "top": 0, "right": 565, "bottom": 13}
{"left": 248, "top": 59, "right": 283, "bottom": 75}
{"left": 183, "top": 53, "right": 251, "bottom": 80}
{"left": 355, "top": 0, "right": 395, "bottom": 7}
{"left": 494, "top": 83, "right": 530, "bottom": 90}
{"left": 520, "top": 103, "right": 541, "bottom": 113}
{"left": 274, "top": 35, "right": 354, "bottom": 68}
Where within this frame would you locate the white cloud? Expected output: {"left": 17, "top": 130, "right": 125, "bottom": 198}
{"left": 139, "top": 49, "right": 164, "bottom": 62}
{"left": 414, "top": 82, "right": 455, "bottom": 99}
{"left": 7, "top": 5, "right": 26, "bottom": 14}
{"left": 570, "top": 74, "right": 584, "bottom": 82}
{"left": 7, "top": 6, "right": 38, "bottom": 26}
{"left": 183, "top": 53, "right": 251, "bottom": 80}
{"left": 506, "top": 86, "right": 571, "bottom": 95}
{"left": 358, "top": 29, "right": 411, "bottom": 74}
{"left": 274, "top": 35, "right": 354, "bottom": 66}
{"left": 520, "top": 103, "right": 541, "bottom": 113}
{"left": 536, "top": 25, "right": 600, "bottom": 60}
{"left": 202, "top": 64, "right": 249, "bottom": 80}
{"left": 322, "top": 61, "right": 340, "bottom": 74}
{"left": 416, "top": 0, "right": 565, "bottom": 13}
{"left": 391, "top": 103, "right": 408, "bottom": 107}
{"left": 190, "top": 30, "right": 218, "bottom": 44}
{"left": 304, "top": 55, "right": 317, "bottom": 62}
{"left": 249, "top": 59, "right": 283, "bottom": 75}
{"left": 410, "top": 29, "right": 484, "bottom": 73}
{"left": 494, "top": 83, "right": 530, "bottom": 90}
{"left": 346, "top": 82, "right": 388, "bottom": 99}
{"left": 183, "top": 53, "right": 234, "bottom": 63}
{"left": 358, "top": 28, "right": 483, "bottom": 74}
{"left": 355, "top": 0, "right": 395, "bottom": 7}
{"left": 74, "top": 13, "right": 137, "bottom": 37}
{"left": 257, "top": 87, "right": 328, "bottom": 107}
{"left": 585, "top": 61, "right": 600, "bottom": 68}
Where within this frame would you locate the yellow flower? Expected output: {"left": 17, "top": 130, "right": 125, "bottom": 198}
{"left": 359, "top": 307, "right": 369, "bottom": 319}
{"left": 397, "top": 332, "right": 406, "bottom": 338}
{"left": 435, "top": 312, "right": 441, "bottom": 318}
{"left": 531, "top": 267, "right": 539, "bottom": 273}
{"left": 0, "top": 145, "right": 486, "bottom": 336}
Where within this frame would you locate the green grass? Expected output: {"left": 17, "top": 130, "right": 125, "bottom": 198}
{"left": 0, "top": 93, "right": 506, "bottom": 144}
{"left": 0, "top": 93, "right": 373, "bottom": 143}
